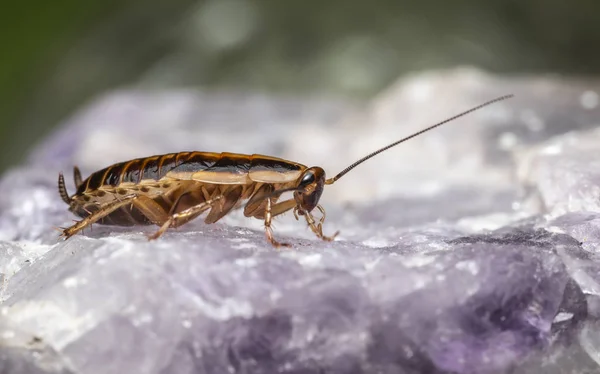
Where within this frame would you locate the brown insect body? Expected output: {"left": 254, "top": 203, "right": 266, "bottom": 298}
{"left": 59, "top": 152, "right": 327, "bottom": 246}
{"left": 58, "top": 95, "right": 513, "bottom": 247}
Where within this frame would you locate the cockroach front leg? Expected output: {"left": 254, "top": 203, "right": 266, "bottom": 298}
{"left": 147, "top": 196, "right": 222, "bottom": 240}
{"left": 264, "top": 198, "right": 291, "bottom": 248}
{"left": 301, "top": 205, "right": 339, "bottom": 242}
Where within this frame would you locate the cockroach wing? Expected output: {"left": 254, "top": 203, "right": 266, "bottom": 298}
{"left": 190, "top": 171, "right": 249, "bottom": 184}
{"left": 182, "top": 152, "right": 250, "bottom": 185}
{"left": 248, "top": 154, "right": 305, "bottom": 183}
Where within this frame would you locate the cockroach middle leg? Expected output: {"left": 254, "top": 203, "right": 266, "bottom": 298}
{"left": 147, "top": 196, "right": 223, "bottom": 240}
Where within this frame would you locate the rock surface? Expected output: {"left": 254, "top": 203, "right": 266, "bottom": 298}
{"left": 1, "top": 68, "right": 600, "bottom": 373}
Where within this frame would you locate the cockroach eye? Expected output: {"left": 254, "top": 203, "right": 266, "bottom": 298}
{"left": 300, "top": 172, "right": 315, "bottom": 186}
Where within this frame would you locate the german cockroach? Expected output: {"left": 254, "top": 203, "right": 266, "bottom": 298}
{"left": 57, "top": 95, "right": 512, "bottom": 247}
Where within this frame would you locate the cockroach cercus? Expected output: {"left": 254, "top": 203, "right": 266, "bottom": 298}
{"left": 58, "top": 95, "right": 513, "bottom": 247}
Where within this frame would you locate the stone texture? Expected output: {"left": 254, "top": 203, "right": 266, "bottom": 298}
{"left": 1, "top": 68, "right": 600, "bottom": 373}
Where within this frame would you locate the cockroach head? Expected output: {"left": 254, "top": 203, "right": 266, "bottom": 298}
{"left": 294, "top": 167, "right": 326, "bottom": 214}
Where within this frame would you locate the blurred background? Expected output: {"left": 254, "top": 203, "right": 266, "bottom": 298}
{"left": 2, "top": 0, "right": 599, "bottom": 173}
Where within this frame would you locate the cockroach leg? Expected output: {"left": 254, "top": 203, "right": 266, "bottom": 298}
{"left": 303, "top": 208, "right": 339, "bottom": 242}
{"left": 316, "top": 205, "right": 327, "bottom": 225}
{"left": 61, "top": 194, "right": 139, "bottom": 238}
{"left": 167, "top": 191, "right": 193, "bottom": 216}
{"left": 147, "top": 196, "right": 222, "bottom": 240}
{"left": 264, "top": 198, "right": 291, "bottom": 248}
{"left": 271, "top": 199, "right": 297, "bottom": 217}
{"left": 205, "top": 186, "right": 243, "bottom": 224}
{"left": 243, "top": 184, "right": 273, "bottom": 218}
{"left": 132, "top": 196, "right": 171, "bottom": 225}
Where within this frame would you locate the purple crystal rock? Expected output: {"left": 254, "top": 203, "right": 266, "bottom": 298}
{"left": 0, "top": 68, "right": 598, "bottom": 373}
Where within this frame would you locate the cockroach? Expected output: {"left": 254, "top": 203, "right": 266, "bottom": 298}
{"left": 58, "top": 95, "right": 512, "bottom": 247}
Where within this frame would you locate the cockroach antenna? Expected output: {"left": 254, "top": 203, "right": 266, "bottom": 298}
{"left": 324, "top": 94, "right": 514, "bottom": 185}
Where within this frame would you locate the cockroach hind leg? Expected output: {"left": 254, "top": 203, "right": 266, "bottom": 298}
{"left": 58, "top": 224, "right": 77, "bottom": 239}
{"left": 53, "top": 225, "right": 70, "bottom": 239}
{"left": 147, "top": 220, "right": 171, "bottom": 241}
{"left": 59, "top": 195, "right": 139, "bottom": 241}
{"left": 147, "top": 197, "right": 219, "bottom": 241}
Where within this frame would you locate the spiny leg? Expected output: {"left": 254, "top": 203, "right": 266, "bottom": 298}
{"left": 300, "top": 204, "right": 339, "bottom": 242}
{"left": 264, "top": 198, "right": 297, "bottom": 248}
{"left": 147, "top": 196, "right": 222, "bottom": 240}
{"left": 62, "top": 195, "right": 170, "bottom": 239}
{"left": 61, "top": 195, "right": 139, "bottom": 238}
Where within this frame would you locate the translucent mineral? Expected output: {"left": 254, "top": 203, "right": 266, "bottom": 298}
{"left": 1, "top": 68, "right": 600, "bottom": 373}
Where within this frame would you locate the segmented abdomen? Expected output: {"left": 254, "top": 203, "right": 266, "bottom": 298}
{"left": 76, "top": 151, "right": 306, "bottom": 195}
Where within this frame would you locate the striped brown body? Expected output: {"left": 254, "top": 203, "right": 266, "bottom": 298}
{"left": 69, "top": 152, "right": 307, "bottom": 226}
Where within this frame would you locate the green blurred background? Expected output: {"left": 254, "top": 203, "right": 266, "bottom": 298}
{"left": 2, "top": 0, "right": 599, "bottom": 172}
